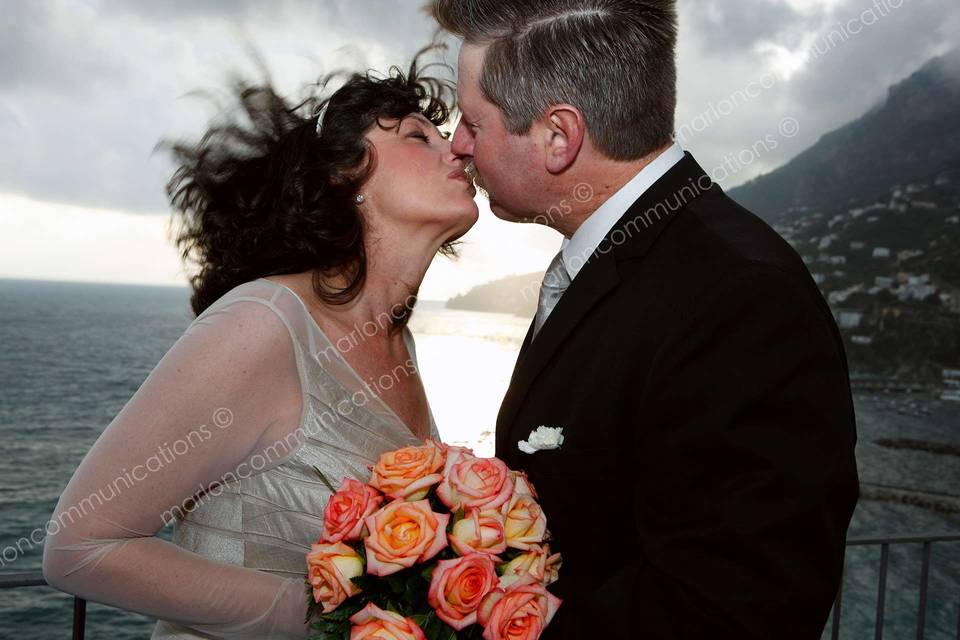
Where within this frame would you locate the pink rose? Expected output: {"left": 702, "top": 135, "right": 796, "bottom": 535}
{"left": 498, "top": 544, "right": 562, "bottom": 588}
{"left": 478, "top": 578, "right": 562, "bottom": 640}
{"left": 501, "top": 490, "right": 547, "bottom": 551}
{"left": 321, "top": 478, "right": 384, "bottom": 543}
{"left": 437, "top": 449, "right": 514, "bottom": 512}
{"left": 427, "top": 552, "right": 500, "bottom": 630}
{"left": 543, "top": 548, "right": 562, "bottom": 587}
{"left": 510, "top": 470, "right": 539, "bottom": 500}
{"left": 450, "top": 509, "right": 508, "bottom": 556}
{"left": 369, "top": 439, "right": 446, "bottom": 501}
{"left": 363, "top": 499, "right": 450, "bottom": 576}
{"left": 349, "top": 602, "right": 426, "bottom": 640}
{"left": 305, "top": 541, "right": 363, "bottom": 613}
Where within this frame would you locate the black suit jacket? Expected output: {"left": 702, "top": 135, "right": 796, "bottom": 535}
{"left": 495, "top": 152, "right": 859, "bottom": 639}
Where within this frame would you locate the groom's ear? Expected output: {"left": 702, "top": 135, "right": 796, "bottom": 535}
{"left": 541, "top": 104, "right": 585, "bottom": 175}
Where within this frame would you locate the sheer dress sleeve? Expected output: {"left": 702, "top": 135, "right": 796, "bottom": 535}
{"left": 42, "top": 294, "right": 311, "bottom": 639}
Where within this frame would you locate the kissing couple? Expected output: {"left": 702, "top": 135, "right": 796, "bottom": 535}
{"left": 43, "top": 1, "right": 859, "bottom": 639}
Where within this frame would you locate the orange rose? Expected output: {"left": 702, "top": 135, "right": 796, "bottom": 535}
{"left": 349, "top": 602, "right": 426, "bottom": 640}
{"left": 501, "top": 489, "right": 547, "bottom": 551}
{"left": 321, "top": 478, "right": 384, "bottom": 543}
{"left": 450, "top": 509, "right": 507, "bottom": 556}
{"left": 498, "top": 544, "right": 562, "bottom": 588}
{"left": 305, "top": 541, "right": 363, "bottom": 613}
{"left": 428, "top": 552, "right": 500, "bottom": 631}
{"left": 478, "top": 578, "right": 562, "bottom": 640}
{"left": 369, "top": 439, "right": 446, "bottom": 501}
{"left": 363, "top": 499, "right": 450, "bottom": 576}
{"left": 437, "top": 449, "right": 514, "bottom": 512}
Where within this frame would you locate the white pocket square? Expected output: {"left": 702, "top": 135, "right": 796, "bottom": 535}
{"left": 518, "top": 426, "right": 565, "bottom": 454}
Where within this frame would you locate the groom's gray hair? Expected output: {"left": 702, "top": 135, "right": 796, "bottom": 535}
{"left": 430, "top": 0, "right": 678, "bottom": 161}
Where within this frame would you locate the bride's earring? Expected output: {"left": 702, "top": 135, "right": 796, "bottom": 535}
{"left": 355, "top": 194, "right": 365, "bottom": 204}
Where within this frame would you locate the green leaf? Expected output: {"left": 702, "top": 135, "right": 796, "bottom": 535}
{"left": 427, "top": 491, "right": 446, "bottom": 513}
{"left": 420, "top": 562, "right": 437, "bottom": 583}
{"left": 500, "top": 548, "right": 523, "bottom": 562}
{"left": 403, "top": 575, "right": 423, "bottom": 608}
{"left": 458, "top": 623, "right": 486, "bottom": 639}
{"left": 313, "top": 465, "right": 338, "bottom": 494}
{"left": 306, "top": 596, "right": 370, "bottom": 640}
{"left": 351, "top": 574, "right": 379, "bottom": 592}
{"left": 385, "top": 572, "right": 407, "bottom": 595}
{"left": 304, "top": 589, "right": 320, "bottom": 624}
{"left": 308, "top": 615, "right": 349, "bottom": 640}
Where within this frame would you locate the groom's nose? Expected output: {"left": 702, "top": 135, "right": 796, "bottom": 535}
{"left": 451, "top": 119, "right": 474, "bottom": 158}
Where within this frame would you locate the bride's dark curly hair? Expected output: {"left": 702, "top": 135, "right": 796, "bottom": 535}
{"left": 163, "top": 45, "right": 457, "bottom": 318}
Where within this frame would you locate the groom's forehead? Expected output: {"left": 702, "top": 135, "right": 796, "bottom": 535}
{"left": 457, "top": 43, "right": 485, "bottom": 86}
{"left": 457, "top": 44, "right": 487, "bottom": 107}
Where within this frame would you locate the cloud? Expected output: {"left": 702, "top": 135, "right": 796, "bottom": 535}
{"left": 98, "top": 0, "right": 280, "bottom": 20}
{"left": 0, "top": 2, "right": 131, "bottom": 92}
{"left": 686, "top": 0, "right": 819, "bottom": 53}
{"left": 674, "top": 0, "right": 960, "bottom": 187}
{"left": 0, "top": 0, "right": 444, "bottom": 213}
{"left": 1, "top": 0, "right": 959, "bottom": 294}
{"left": 4, "top": 0, "right": 956, "bottom": 213}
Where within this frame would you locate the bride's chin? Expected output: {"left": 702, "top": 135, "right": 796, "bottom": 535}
{"left": 444, "top": 213, "right": 478, "bottom": 244}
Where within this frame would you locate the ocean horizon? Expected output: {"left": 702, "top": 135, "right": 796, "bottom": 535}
{"left": 1, "top": 277, "right": 958, "bottom": 638}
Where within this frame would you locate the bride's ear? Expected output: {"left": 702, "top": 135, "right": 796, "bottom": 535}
{"left": 541, "top": 104, "right": 585, "bottom": 174}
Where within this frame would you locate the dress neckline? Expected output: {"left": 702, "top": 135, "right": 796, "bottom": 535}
{"left": 256, "top": 277, "right": 435, "bottom": 443}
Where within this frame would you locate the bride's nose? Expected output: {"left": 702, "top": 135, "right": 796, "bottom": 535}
{"left": 442, "top": 140, "right": 464, "bottom": 167}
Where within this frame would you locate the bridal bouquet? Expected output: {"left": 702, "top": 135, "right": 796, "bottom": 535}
{"left": 304, "top": 439, "right": 562, "bottom": 640}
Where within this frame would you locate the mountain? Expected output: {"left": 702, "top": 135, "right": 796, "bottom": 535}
{"left": 777, "top": 166, "right": 960, "bottom": 381}
{"left": 447, "top": 50, "right": 960, "bottom": 358}
{"left": 729, "top": 49, "right": 960, "bottom": 226}
{"left": 446, "top": 271, "right": 542, "bottom": 318}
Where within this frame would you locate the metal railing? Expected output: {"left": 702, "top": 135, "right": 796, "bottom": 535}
{"left": 0, "top": 571, "right": 86, "bottom": 639}
{"left": 1, "top": 532, "right": 958, "bottom": 639}
{"left": 828, "top": 532, "right": 960, "bottom": 640}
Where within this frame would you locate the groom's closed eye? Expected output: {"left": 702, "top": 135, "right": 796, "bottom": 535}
{"left": 457, "top": 112, "right": 478, "bottom": 131}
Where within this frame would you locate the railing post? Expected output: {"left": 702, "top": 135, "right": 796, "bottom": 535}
{"left": 955, "top": 589, "right": 959, "bottom": 640}
{"left": 831, "top": 577, "right": 843, "bottom": 640}
{"left": 72, "top": 596, "right": 86, "bottom": 640}
{"left": 916, "top": 541, "right": 931, "bottom": 640}
{"left": 875, "top": 543, "right": 889, "bottom": 640}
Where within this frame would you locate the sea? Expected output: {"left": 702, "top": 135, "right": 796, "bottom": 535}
{"left": 0, "top": 278, "right": 957, "bottom": 639}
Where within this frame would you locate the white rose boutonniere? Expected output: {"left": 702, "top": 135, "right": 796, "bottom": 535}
{"left": 518, "top": 426, "right": 565, "bottom": 455}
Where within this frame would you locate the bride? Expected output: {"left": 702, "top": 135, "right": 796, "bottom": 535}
{"left": 41, "top": 50, "right": 478, "bottom": 639}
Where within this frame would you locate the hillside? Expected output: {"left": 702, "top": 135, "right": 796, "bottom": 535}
{"left": 777, "top": 167, "right": 960, "bottom": 381}
{"left": 446, "top": 271, "right": 542, "bottom": 318}
{"left": 729, "top": 49, "right": 960, "bottom": 226}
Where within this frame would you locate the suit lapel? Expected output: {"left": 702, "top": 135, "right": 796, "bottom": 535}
{"left": 496, "top": 250, "right": 620, "bottom": 454}
{"left": 495, "top": 152, "right": 715, "bottom": 456}
{"left": 511, "top": 315, "right": 536, "bottom": 381}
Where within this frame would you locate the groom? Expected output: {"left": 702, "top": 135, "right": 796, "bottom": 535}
{"left": 432, "top": 1, "right": 859, "bottom": 638}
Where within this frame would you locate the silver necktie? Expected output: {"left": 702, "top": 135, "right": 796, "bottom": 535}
{"left": 532, "top": 250, "right": 572, "bottom": 340}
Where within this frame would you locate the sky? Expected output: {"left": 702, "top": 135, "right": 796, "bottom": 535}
{"left": 1, "top": 0, "right": 958, "bottom": 300}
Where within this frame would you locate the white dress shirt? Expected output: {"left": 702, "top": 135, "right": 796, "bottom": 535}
{"left": 560, "top": 142, "right": 685, "bottom": 280}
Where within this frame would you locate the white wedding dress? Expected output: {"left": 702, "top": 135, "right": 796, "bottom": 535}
{"left": 42, "top": 277, "right": 439, "bottom": 639}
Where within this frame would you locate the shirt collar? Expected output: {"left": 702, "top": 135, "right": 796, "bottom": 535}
{"left": 561, "top": 142, "right": 685, "bottom": 280}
